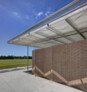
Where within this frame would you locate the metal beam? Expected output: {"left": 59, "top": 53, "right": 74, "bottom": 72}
{"left": 65, "top": 18, "right": 86, "bottom": 39}
{"left": 47, "top": 24, "right": 75, "bottom": 42}
{"left": 27, "top": 46, "right": 29, "bottom": 70}
{"left": 34, "top": 32, "right": 65, "bottom": 44}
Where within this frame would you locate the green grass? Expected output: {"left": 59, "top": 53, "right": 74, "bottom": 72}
{"left": 0, "top": 59, "right": 32, "bottom": 69}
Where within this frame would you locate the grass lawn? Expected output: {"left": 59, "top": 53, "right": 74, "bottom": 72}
{"left": 0, "top": 59, "right": 32, "bottom": 69}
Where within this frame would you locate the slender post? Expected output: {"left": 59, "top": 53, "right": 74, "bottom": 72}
{"left": 27, "top": 46, "right": 29, "bottom": 70}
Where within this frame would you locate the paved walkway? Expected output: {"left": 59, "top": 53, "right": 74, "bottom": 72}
{"left": 0, "top": 68, "right": 83, "bottom": 92}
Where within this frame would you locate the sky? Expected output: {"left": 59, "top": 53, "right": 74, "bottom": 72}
{"left": 0, "top": 0, "right": 74, "bottom": 56}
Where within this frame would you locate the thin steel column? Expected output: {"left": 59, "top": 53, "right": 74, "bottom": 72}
{"left": 27, "top": 46, "right": 29, "bottom": 70}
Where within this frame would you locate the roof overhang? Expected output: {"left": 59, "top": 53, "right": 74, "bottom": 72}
{"left": 8, "top": 0, "right": 87, "bottom": 48}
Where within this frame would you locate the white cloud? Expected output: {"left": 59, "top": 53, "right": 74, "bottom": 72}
{"left": 45, "top": 11, "right": 51, "bottom": 17}
{"left": 12, "top": 11, "right": 20, "bottom": 17}
{"left": 37, "top": 11, "right": 43, "bottom": 16}
{"left": 45, "top": 9, "right": 54, "bottom": 17}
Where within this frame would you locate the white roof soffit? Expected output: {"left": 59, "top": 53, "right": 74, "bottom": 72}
{"left": 8, "top": 0, "right": 87, "bottom": 48}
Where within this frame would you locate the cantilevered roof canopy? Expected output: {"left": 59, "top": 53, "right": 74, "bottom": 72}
{"left": 8, "top": 0, "right": 87, "bottom": 48}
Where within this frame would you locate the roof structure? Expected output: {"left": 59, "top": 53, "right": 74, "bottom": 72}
{"left": 8, "top": 0, "right": 87, "bottom": 48}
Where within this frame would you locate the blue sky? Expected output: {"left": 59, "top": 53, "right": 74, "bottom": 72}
{"left": 0, "top": 0, "right": 74, "bottom": 56}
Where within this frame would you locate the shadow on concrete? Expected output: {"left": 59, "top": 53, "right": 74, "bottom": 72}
{"left": 24, "top": 70, "right": 32, "bottom": 74}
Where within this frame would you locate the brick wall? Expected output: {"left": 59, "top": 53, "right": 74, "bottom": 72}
{"left": 32, "top": 39, "right": 87, "bottom": 91}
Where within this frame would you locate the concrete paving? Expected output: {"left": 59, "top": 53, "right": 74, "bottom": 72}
{"left": 0, "top": 68, "right": 83, "bottom": 92}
